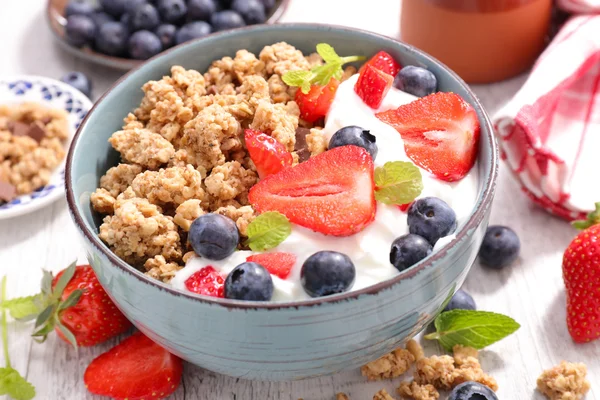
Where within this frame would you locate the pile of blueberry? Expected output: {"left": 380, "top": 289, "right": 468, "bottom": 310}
{"left": 188, "top": 213, "right": 356, "bottom": 301}
{"left": 64, "top": 0, "right": 277, "bottom": 60}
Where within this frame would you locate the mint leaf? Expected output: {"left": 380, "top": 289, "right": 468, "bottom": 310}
{"left": 1, "top": 296, "right": 41, "bottom": 321}
{"left": 316, "top": 43, "right": 341, "bottom": 64}
{"left": 244, "top": 212, "right": 291, "bottom": 252}
{"left": 282, "top": 43, "right": 365, "bottom": 94}
{"left": 374, "top": 161, "right": 423, "bottom": 205}
{"left": 0, "top": 368, "right": 35, "bottom": 400}
{"left": 424, "top": 310, "right": 520, "bottom": 351}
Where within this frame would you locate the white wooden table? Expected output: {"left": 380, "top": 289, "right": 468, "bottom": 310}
{"left": 1, "top": 1, "right": 598, "bottom": 399}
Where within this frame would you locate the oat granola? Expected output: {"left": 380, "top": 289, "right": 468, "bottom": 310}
{"left": 537, "top": 361, "right": 591, "bottom": 400}
{"left": 93, "top": 43, "right": 332, "bottom": 279}
{"left": 397, "top": 381, "right": 439, "bottom": 400}
{"left": 361, "top": 347, "right": 416, "bottom": 381}
{"left": 0, "top": 103, "right": 69, "bottom": 198}
{"left": 373, "top": 389, "right": 396, "bottom": 400}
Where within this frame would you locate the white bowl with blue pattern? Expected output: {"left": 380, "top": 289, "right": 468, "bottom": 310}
{"left": 0, "top": 75, "right": 93, "bottom": 220}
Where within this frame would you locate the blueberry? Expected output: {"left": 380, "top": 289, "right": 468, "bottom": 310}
{"left": 157, "top": 0, "right": 188, "bottom": 23}
{"left": 155, "top": 24, "right": 177, "bottom": 48}
{"left": 407, "top": 197, "right": 457, "bottom": 246}
{"left": 175, "top": 21, "right": 212, "bottom": 45}
{"left": 328, "top": 125, "right": 378, "bottom": 159}
{"left": 65, "top": 15, "right": 96, "bottom": 47}
{"left": 231, "top": 0, "right": 266, "bottom": 24}
{"left": 60, "top": 72, "right": 93, "bottom": 98}
{"left": 187, "top": 0, "right": 218, "bottom": 21}
{"left": 395, "top": 66, "right": 438, "bottom": 98}
{"left": 129, "top": 30, "right": 163, "bottom": 59}
{"left": 224, "top": 262, "right": 274, "bottom": 301}
{"left": 99, "top": 0, "right": 127, "bottom": 17}
{"left": 95, "top": 22, "right": 129, "bottom": 56}
{"left": 444, "top": 289, "right": 476, "bottom": 312}
{"left": 211, "top": 10, "right": 246, "bottom": 31}
{"left": 130, "top": 4, "right": 160, "bottom": 31}
{"left": 259, "top": 0, "right": 276, "bottom": 10}
{"left": 479, "top": 225, "right": 520, "bottom": 269}
{"left": 65, "top": 1, "right": 96, "bottom": 17}
{"left": 188, "top": 213, "right": 239, "bottom": 260}
{"left": 120, "top": 13, "right": 133, "bottom": 30}
{"left": 389, "top": 234, "right": 432, "bottom": 272}
{"left": 301, "top": 251, "right": 355, "bottom": 297}
{"left": 90, "top": 11, "right": 115, "bottom": 27}
{"left": 448, "top": 381, "right": 498, "bottom": 400}
{"left": 124, "top": 0, "right": 147, "bottom": 14}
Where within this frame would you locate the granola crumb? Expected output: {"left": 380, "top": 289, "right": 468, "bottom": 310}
{"left": 144, "top": 255, "right": 182, "bottom": 283}
{"left": 268, "top": 74, "right": 292, "bottom": 104}
{"left": 342, "top": 66, "right": 358, "bottom": 82}
{"left": 406, "top": 340, "right": 425, "bottom": 361}
{"left": 214, "top": 205, "right": 256, "bottom": 236}
{"left": 259, "top": 42, "right": 310, "bottom": 76}
{"left": 232, "top": 49, "right": 266, "bottom": 82}
{"left": 204, "top": 161, "right": 257, "bottom": 202}
{"left": 98, "top": 196, "right": 182, "bottom": 266}
{"left": 452, "top": 345, "right": 479, "bottom": 366}
{"left": 336, "top": 393, "right": 349, "bottom": 400}
{"left": 100, "top": 163, "right": 144, "bottom": 198}
{"left": 250, "top": 100, "right": 298, "bottom": 152}
{"left": 306, "top": 52, "right": 324, "bottom": 67}
{"left": 91, "top": 188, "right": 116, "bottom": 214}
{"left": 361, "top": 348, "right": 415, "bottom": 381}
{"left": 109, "top": 128, "right": 175, "bottom": 170}
{"left": 130, "top": 165, "right": 206, "bottom": 207}
{"left": 182, "top": 251, "right": 196, "bottom": 263}
{"left": 397, "top": 381, "right": 439, "bottom": 400}
{"left": 450, "top": 350, "right": 498, "bottom": 391}
{"left": 306, "top": 127, "right": 328, "bottom": 157}
{"left": 414, "top": 355, "right": 455, "bottom": 390}
{"left": 537, "top": 361, "right": 591, "bottom": 400}
{"left": 373, "top": 389, "right": 396, "bottom": 400}
{"left": 174, "top": 199, "right": 205, "bottom": 231}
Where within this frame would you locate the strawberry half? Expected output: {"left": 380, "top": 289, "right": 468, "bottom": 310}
{"left": 359, "top": 50, "right": 401, "bottom": 77}
{"left": 376, "top": 92, "right": 480, "bottom": 182}
{"left": 84, "top": 331, "right": 183, "bottom": 400}
{"left": 249, "top": 145, "right": 376, "bottom": 237}
{"left": 184, "top": 266, "right": 225, "bottom": 298}
{"left": 246, "top": 252, "right": 296, "bottom": 279}
{"left": 354, "top": 64, "right": 394, "bottom": 109}
{"left": 245, "top": 129, "right": 293, "bottom": 179}
{"left": 295, "top": 78, "right": 340, "bottom": 123}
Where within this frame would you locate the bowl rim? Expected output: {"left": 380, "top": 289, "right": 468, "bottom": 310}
{"left": 44, "top": 0, "right": 292, "bottom": 70}
{"left": 65, "top": 22, "right": 498, "bottom": 310}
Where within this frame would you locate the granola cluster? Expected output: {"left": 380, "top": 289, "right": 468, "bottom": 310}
{"left": 537, "top": 361, "right": 591, "bottom": 400}
{"left": 92, "top": 43, "right": 346, "bottom": 282}
{"left": 0, "top": 103, "right": 69, "bottom": 197}
{"left": 360, "top": 341, "right": 497, "bottom": 400}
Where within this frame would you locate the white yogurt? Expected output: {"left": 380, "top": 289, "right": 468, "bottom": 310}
{"left": 171, "top": 75, "right": 480, "bottom": 301}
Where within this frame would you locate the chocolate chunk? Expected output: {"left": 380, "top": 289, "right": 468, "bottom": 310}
{"left": 7, "top": 121, "right": 31, "bottom": 137}
{"left": 295, "top": 127, "right": 312, "bottom": 163}
{"left": 0, "top": 181, "right": 17, "bottom": 203}
{"left": 27, "top": 122, "right": 47, "bottom": 142}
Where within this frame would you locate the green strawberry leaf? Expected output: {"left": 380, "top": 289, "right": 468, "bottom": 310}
{"left": 0, "top": 368, "right": 35, "bottom": 400}
{"left": 572, "top": 202, "right": 600, "bottom": 230}
{"left": 282, "top": 43, "right": 365, "bottom": 94}
{"left": 1, "top": 295, "right": 42, "bottom": 322}
{"left": 374, "top": 161, "right": 423, "bottom": 205}
{"left": 424, "top": 309, "right": 520, "bottom": 351}
{"left": 51, "top": 261, "right": 76, "bottom": 301}
{"left": 244, "top": 212, "right": 292, "bottom": 252}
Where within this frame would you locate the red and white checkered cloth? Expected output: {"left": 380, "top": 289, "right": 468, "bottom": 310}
{"left": 494, "top": 7, "right": 600, "bottom": 221}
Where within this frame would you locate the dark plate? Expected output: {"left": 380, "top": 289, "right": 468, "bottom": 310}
{"left": 46, "top": 0, "right": 290, "bottom": 70}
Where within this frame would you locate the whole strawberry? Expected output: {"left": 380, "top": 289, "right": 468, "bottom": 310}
{"left": 30, "top": 262, "right": 132, "bottom": 347}
{"left": 563, "top": 203, "right": 600, "bottom": 343}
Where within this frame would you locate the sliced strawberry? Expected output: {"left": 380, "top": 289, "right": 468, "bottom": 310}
{"left": 245, "top": 129, "right": 293, "bottom": 179}
{"left": 246, "top": 252, "right": 297, "bottom": 279}
{"left": 397, "top": 202, "right": 412, "bottom": 212}
{"left": 184, "top": 266, "right": 224, "bottom": 298}
{"left": 295, "top": 78, "right": 339, "bottom": 123}
{"left": 376, "top": 92, "right": 480, "bottom": 182}
{"left": 249, "top": 145, "right": 376, "bottom": 237}
{"left": 359, "top": 50, "right": 401, "bottom": 77}
{"left": 84, "top": 331, "right": 183, "bottom": 400}
{"left": 354, "top": 64, "right": 394, "bottom": 109}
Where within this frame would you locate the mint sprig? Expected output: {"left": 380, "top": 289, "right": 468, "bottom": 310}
{"left": 282, "top": 43, "right": 365, "bottom": 94}
{"left": 424, "top": 309, "right": 520, "bottom": 351}
{"left": 0, "top": 277, "right": 36, "bottom": 400}
{"left": 244, "top": 212, "right": 292, "bottom": 251}
{"left": 374, "top": 161, "right": 423, "bottom": 205}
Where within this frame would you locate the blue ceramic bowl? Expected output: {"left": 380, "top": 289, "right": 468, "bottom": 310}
{"left": 66, "top": 23, "right": 498, "bottom": 381}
